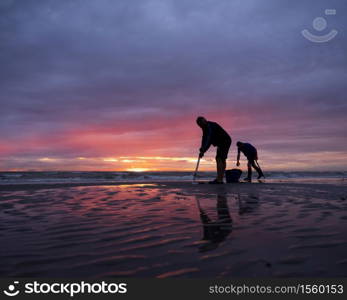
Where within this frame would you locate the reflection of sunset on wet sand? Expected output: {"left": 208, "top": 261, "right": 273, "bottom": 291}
{"left": 1, "top": 182, "right": 347, "bottom": 277}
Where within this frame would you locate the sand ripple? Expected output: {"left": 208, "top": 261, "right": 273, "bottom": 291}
{"left": 1, "top": 183, "right": 347, "bottom": 277}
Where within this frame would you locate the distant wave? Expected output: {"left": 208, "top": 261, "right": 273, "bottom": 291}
{"left": 0, "top": 171, "right": 346, "bottom": 185}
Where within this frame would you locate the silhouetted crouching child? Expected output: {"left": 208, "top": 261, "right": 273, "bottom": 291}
{"left": 236, "top": 141, "right": 264, "bottom": 182}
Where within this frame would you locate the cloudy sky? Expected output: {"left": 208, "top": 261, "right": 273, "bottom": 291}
{"left": 0, "top": 0, "right": 346, "bottom": 171}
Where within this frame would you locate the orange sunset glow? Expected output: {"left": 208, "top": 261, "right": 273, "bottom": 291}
{"left": 0, "top": 1, "right": 346, "bottom": 173}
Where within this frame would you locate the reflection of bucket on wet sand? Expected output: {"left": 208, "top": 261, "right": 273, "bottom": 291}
{"left": 237, "top": 193, "right": 260, "bottom": 215}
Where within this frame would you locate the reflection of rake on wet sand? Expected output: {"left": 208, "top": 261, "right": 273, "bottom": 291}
{"left": 195, "top": 195, "right": 202, "bottom": 212}
{"left": 195, "top": 196, "right": 211, "bottom": 224}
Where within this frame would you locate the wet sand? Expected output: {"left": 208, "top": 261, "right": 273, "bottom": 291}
{"left": 1, "top": 182, "right": 347, "bottom": 278}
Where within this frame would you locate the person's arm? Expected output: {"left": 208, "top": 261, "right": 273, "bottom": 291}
{"left": 199, "top": 124, "right": 212, "bottom": 157}
{"left": 236, "top": 149, "right": 240, "bottom": 166}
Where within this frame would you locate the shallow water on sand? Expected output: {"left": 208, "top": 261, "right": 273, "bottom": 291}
{"left": 1, "top": 183, "right": 347, "bottom": 278}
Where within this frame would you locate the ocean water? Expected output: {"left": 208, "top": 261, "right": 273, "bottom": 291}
{"left": 0, "top": 171, "right": 346, "bottom": 185}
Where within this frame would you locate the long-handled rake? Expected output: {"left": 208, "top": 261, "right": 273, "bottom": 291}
{"left": 192, "top": 156, "right": 201, "bottom": 184}
{"left": 255, "top": 160, "right": 265, "bottom": 179}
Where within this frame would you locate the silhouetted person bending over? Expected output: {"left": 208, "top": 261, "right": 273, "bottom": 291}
{"left": 196, "top": 116, "right": 231, "bottom": 184}
{"left": 236, "top": 141, "right": 264, "bottom": 182}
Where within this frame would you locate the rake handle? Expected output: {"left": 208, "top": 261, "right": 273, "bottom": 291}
{"left": 193, "top": 156, "right": 201, "bottom": 180}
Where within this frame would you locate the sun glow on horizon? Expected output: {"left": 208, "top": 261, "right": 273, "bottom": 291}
{"left": 103, "top": 158, "right": 118, "bottom": 162}
{"left": 126, "top": 168, "right": 154, "bottom": 172}
{"left": 38, "top": 157, "right": 57, "bottom": 162}
{"left": 5, "top": 151, "right": 347, "bottom": 172}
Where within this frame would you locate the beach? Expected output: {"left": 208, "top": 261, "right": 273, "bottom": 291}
{"left": 1, "top": 180, "right": 347, "bottom": 278}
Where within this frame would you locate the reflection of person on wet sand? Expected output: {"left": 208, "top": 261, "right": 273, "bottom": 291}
{"left": 196, "top": 193, "right": 232, "bottom": 252}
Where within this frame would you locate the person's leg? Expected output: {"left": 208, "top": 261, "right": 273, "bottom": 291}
{"left": 209, "top": 157, "right": 223, "bottom": 184}
{"left": 211, "top": 141, "right": 230, "bottom": 184}
{"left": 221, "top": 139, "right": 231, "bottom": 182}
{"left": 222, "top": 159, "right": 226, "bottom": 177}
{"left": 213, "top": 146, "right": 223, "bottom": 183}
{"left": 250, "top": 160, "right": 264, "bottom": 178}
{"left": 245, "top": 160, "right": 252, "bottom": 181}
{"left": 216, "top": 157, "right": 222, "bottom": 182}
{"left": 216, "top": 157, "right": 226, "bottom": 182}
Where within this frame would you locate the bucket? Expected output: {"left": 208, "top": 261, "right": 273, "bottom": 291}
{"left": 225, "top": 169, "right": 242, "bottom": 183}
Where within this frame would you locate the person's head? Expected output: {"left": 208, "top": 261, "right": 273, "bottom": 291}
{"left": 236, "top": 141, "right": 243, "bottom": 148}
{"left": 196, "top": 116, "right": 208, "bottom": 129}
